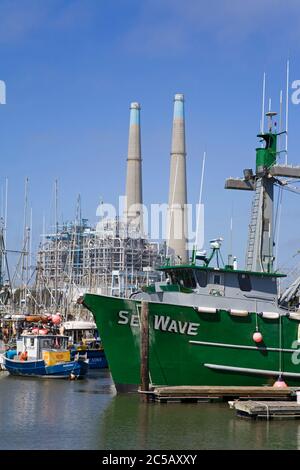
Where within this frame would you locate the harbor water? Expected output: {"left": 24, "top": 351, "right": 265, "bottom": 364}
{"left": 0, "top": 370, "right": 300, "bottom": 450}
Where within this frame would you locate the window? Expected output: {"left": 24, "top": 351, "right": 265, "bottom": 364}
{"left": 214, "top": 274, "right": 221, "bottom": 285}
{"left": 167, "top": 269, "right": 196, "bottom": 289}
{"left": 26, "top": 337, "right": 35, "bottom": 347}
{"left": 194, "top": 270, "right": 207, "bottom": 288}
{"left": 182, "top": 270, "right": 196, "bottom": 289}
{"left": 238, "top": 273, "right": 252, "bottom": 292}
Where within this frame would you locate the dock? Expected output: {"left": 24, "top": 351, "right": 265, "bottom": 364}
{"left": 230, "top": 400, "right": 300, "bottom": 419}
{"left": 145, "top": 386, "right": 296, "bottom": 403}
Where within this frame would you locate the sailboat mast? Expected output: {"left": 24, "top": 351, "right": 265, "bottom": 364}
{"left": 21, "top": 177, "right": 29, "bottom": 310}
{"left": 0, "top": 220, "right": 4, "bottom": 287}
{"left": 4, "top": 177, "right": 8, "bottom": 247}
{"left": 54, "top": 179, "right": 59, "bottom": 310}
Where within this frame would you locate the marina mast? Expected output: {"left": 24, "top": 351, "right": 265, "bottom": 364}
{"left": 225, "top": 111, "right": 300, "bottom": 273}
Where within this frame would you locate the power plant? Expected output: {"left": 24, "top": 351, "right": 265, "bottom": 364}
{"left": 0, "top": 94, "right": 192, "bottom": 316}
{"left": 35, "top": 99, "right": 184, "bottom": 312}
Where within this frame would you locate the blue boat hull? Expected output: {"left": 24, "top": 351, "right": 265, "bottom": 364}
{"left": 3, "top": 356, "right": 88, "bottom": 379}
{"left": 71, "top": 349, "right": 108, "bottom": 369}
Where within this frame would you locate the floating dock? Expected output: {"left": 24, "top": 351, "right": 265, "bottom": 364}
{"left": 231, "top": 400, "right": 300, "bottom": 419}
{"left": 145, "top": 386, "right": 295, "bottom": 403}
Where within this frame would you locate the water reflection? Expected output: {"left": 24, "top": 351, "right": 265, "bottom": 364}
{"left": 99, "top": 395, "right": 300, "bottom": 450}
{"left": 0, "top": 370, "right": 115, "bottom": 449}
{"left": 0, "top": 369, "right": 299, "bottom": 450}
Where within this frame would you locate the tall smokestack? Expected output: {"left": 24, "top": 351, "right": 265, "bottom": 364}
{"left": 124, "top": 102, "right": 143, "bottom": 235}
{"left": 167, "top": 94, "right": 188, "bottom": 263}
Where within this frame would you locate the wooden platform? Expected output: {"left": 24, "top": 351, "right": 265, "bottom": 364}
{"left": 231, "top": 400, "right": 300, "bottom": 419}
{"left": 146, "top": 386, "right": 296, "bottom": 403}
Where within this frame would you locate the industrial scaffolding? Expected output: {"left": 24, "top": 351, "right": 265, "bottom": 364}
{"left": 35, "top": 217, "right": 164, "bottom": 310}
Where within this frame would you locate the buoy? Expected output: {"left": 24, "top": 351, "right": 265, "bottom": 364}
{"left": 52, "top": 314, "right": 61, "bottom": 325}
{"left": 252, "top": 332, "right": 263, "bottom": 343}
{"left": 32, "top": 328, "right": 48, "bottom": 335}
{"left": 39, "top": 328, "right": 48, "bottom": 335}
{"left": 273, "top": 377, "right": 288, "bottom": 388}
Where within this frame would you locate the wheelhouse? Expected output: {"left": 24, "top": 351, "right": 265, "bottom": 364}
{"left": 17, "top": 334, "right": 69, "bottom": 360}
{"left": 157, "top": 265, "right": 286, "bottom": 300}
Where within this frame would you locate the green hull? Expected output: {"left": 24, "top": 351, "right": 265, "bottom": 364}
{"left": 83, "top": 293, "right": 300, "bottom": 391}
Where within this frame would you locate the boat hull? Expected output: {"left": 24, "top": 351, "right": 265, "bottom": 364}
{"left": 70, "top": 349, "right": 108, "bottom": 369}
{"left": 3, "top": 356, "right": 89, "bottom": 379}
{"left": 83, "top": 293, "right": 300, "bottom": 391}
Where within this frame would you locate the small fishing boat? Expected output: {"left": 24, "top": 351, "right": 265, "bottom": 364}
{"left": 3, "top": 334, "right": 88, "bottom": 379}
{"left": 62, "top": 320, "right": 108, "bottom": 369}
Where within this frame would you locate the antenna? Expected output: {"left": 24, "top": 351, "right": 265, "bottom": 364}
{"left": 279, "top": 90, "right": 283, "bottom": 132}
{"left": 285, "top": 59, "right": 290, "bottom": 164}
{"left": 279, "top": 89, "right": 283, "bottom": 155}
{"left": 229, "top": 203, "right": 233, "bottom": 257}
{"left": 268, "top": 97, "right": 272, "bottom": 113}
{"left": 260, "top": 72, "right": 266, "bottom": 133}
{"left": 199, "top": 151, "right": 206, "bottom": 206}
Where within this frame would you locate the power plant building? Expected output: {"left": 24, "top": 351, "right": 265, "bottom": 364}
{"left": 36, "top": 95, "right": 190, "bottom": 309}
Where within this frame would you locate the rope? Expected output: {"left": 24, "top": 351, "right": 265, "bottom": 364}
{"left": 256, "top": 401, "right": 270, "bottom": 420}
{"left": 279, "top": 314, "right": 283, "bottom": 376}
{"left": 255, "top": 309, "right": 259, "bottom": 332}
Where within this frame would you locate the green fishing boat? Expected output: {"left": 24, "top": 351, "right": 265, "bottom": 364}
{"left": 83, "top": 111, "right": 300, "bottom": 392}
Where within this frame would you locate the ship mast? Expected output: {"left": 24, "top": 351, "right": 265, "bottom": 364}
{"left": 225, "top": 111, "right": 300, "bottom": 273}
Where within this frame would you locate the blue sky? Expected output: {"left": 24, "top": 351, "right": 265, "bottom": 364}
{"left": 1, "top": 0, "right": 300, "bottom": 276}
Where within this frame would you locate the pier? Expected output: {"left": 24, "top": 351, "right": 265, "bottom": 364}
{"left": 230, "top": 400, "right": 300, "bottom": 419}
{"left": 144, "top": 386, "right": 296, "bottom": 403}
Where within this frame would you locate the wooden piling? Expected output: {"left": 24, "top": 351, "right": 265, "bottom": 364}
{"left": 140, "top": 300, "right": 149, "bottom": 401}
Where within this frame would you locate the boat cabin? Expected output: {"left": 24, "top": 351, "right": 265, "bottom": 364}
{"left": 157, "top": 265, "right": 285, "bottom": 300}
{"left": 140, "top": 264, "right": 288, "bottom": 314}
{"left": 62, "top": 321, "right": 99, "bottom": 347}
{"left": 17, "top": 334, "right": 69, "bottom": 361}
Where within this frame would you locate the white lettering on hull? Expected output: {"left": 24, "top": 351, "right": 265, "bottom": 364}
{"left": 118, "top": 311, "right": 199, "bottom": 336}
{"left": 117, "top": 311, "right": 139, "bottom": 327}
{"left": 153, "top": 315, "right": 170, "bottom": 331}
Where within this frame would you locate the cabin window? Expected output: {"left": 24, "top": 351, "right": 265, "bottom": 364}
{"left": 238, "top": 273, "right": 252, "bottom": 292}
{"left": 168, "top": 269, "right": 196, "bottom": 289}
{"left": 213, "top": 274, "right": 221, "bottom": 285}
{"left": 41, "top": 339, "right": 53, "bottom": 349}
{"left": 182, "top": 270, "right": 196, "bottom": 289}
{"left": 26, "top": 338, "right": 34, "bottom": 347}
{"left": 194, "top": 270, "right": 207, "bottom": 288}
